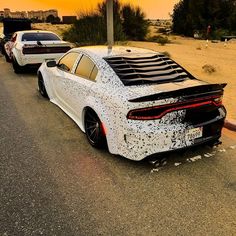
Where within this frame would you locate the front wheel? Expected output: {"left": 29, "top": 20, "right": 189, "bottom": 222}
{"left": 84, "top": 109, "right": 107, "bottom": 149}
{"left": 38, "top": 73, "right": 49, "bottom": 98}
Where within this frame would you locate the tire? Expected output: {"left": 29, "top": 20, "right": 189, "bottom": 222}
{"left": 12, "top": 57, "right": 24, "bottom": 74}
{"left": 84, "top": 109, "right": 107, "bottom": 149}
{"left": 38, "top": 73, "right": 49, "bottom": 98}
{"left": 5, "top": 52, "right": 11, "bottom": 63}
{"left": 1, "top": 45, "right": 6, "bottom": 55}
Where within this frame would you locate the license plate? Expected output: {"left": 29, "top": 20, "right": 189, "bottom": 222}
{"left": 186, "top": 127, "right": 203, "bottom": 140}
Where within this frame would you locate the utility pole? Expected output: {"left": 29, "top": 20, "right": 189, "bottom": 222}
{"left": 106, "top": 0, "right": 114, "bottom": 51}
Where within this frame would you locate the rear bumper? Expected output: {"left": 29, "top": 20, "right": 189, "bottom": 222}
{"left": 17, "top": 53, "right": 63, "bottom": 66}
{"left": 110, "top": 108, "right": 226, "bottom": 161}
{"left": 146, "top": 119, "right": 224, "bottom": 158}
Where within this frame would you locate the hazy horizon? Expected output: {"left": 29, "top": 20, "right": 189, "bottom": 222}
{"left": 0, "top": 0, "right": 179, "bottom": 19}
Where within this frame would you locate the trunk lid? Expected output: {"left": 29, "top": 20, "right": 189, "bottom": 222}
{"left": 22, "top": 41, "right": 72, "bottom": 54}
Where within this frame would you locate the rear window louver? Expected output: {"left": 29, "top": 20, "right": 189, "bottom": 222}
{"left": 104, "top": 54, "right": 193, "bottom": 86}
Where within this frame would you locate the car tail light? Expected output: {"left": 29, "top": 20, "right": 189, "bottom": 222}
{"left": 22, "top": 46, "right": 71, "bottom": 54}
{"left": 101, "top": 122, "right": 107, "bottom": 135}
{"left": 127, "top": 95, "right": 223, "bottom": 120}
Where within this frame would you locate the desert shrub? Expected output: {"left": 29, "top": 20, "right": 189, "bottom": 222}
{"left": 211, "top": 29, "right": 231, "bottom": 40}
{"left": 161, "top": 51, "right": 171, "bottom": 58}
{"left": 121, "top": 4, "right": 149, "bottom": 41}
{"left": 157, "top": 36, "right": 170, "bottom": 45}
{"left": 46, "top": 15, "right": 60, "bottom": 24}
{"left": 202, "top": 64, "right": 216, "bottom": 74}
{"left": 97, "top": 0, "right": 126, "bottom": 42}
{"left": 63, "top": 13, "right": 106, "bottom": 45}
{"left": 148, "top": 35, "right": 171, "bottom": 45}
{"left": 63, "top": 0, "right": 149, "bottom": 45}
{"left": 157, "top": 27, "right": 168, "bottom": 34}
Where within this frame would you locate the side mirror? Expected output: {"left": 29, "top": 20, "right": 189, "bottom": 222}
{"left": 46, "top": 60, "right": 57, "bottom": 67}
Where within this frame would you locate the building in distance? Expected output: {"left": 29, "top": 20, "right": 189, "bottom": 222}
{"left": 28, "top": 9, "right": 58, "bottom": 21}
{"left": 0, "top": 8, "right": 58, "bottom": 21}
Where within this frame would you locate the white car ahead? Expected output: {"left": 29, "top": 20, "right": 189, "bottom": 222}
{"left": 38, "top": 46, "right": 226, "bottom": 161}
{"left": 4, "top": 30, "right": 72, "bottom": 73}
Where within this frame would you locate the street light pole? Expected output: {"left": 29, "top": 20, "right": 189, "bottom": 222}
{"left": 106, "top": 0, "right": 114, "bottom": 51}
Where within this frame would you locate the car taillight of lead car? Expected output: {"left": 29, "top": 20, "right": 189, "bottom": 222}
{"left": 127, "top": 95, "right": 223, "bottom": 120}
{"left": 22, "top": 45, "right": 71, "bottom": 55}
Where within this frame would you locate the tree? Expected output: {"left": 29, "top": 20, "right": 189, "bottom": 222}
{"left": 172, "top": 0, "right": 236, "bottom": 38}
{"left": 121, "top": 4, "right": 149, "bottom": 40}
{"left": 97, "top": 0, "right": 126, "bottom": 41}
{"left": 46, "top": 15, "right": 61, "bottom": 24}
{"left": 63, "top": 0, "right": 149, "bottom": 45}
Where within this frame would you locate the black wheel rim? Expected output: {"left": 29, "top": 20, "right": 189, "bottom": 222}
{"left": 85, "top": 111, "right": 102, "bottom": 145}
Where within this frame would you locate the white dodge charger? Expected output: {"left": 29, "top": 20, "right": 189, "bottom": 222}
{"left": 4, "top": 30, "right": 72, "bottom": 73}
{"left": 37, "top": 46, "right": 227, "bottom": 161}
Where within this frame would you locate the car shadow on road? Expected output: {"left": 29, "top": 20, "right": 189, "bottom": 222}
{"left": 94, "top": 142, "right": 216, "bottom": 169}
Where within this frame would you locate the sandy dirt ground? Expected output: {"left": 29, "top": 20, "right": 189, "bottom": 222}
{"left": 129, "top": 37, "right": 236, "bottom": 120}
{"left": 32, "top": 23, "right": 71, "bottom": 37}
{"left": 1, "top": 23, "right": 235, "bottom": 119}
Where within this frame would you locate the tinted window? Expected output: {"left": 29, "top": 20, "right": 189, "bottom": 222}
{"left": 57, "top": 52, "right": 78, "bottom": 72}
{"left": 22, "top": 32, "right": 61, "bottom": 41}
{"left": 90, "top": 66, "right": 98, "bottom": 81}
{"left": 75, "top": 55, "right": 98, "bottom": 80}
{"left": 104, "top": 54, "right": 189, "bottom": 86}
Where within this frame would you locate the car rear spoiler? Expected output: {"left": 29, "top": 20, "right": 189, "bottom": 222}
{"left": 128, "top": 83, "right": 227, "bottom": 103}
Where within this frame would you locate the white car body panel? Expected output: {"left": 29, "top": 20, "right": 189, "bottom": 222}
{"left": 38, "top": 46, "right": 226, "bottom": 161}
{"left": 4, "top": 30, "right": 71, "bottom": 66}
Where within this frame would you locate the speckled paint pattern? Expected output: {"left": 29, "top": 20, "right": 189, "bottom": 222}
{"left": 38, "top": 46, "right": 226, "bottom": 161}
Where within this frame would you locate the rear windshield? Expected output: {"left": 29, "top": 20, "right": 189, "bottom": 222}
{"left": 22, "top": 32, "right": 61, "bottom": 41}
{"left": 104, "top": 54, "right": 194, "bottom": 86}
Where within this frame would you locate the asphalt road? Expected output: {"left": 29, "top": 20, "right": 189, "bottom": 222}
{"left": 0, "top": 55, "right": 236, "bottom": 236}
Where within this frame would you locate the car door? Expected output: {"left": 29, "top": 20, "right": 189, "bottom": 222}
{"left": 64, "top": 54, "right": 99, "bottom": 123}
{"left": 51, "top": 51, "right": 80, "bottom": 113}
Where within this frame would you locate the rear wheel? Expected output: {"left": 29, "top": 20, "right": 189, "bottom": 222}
{"left": 5, "top": 52, "right": 11, "bottom": 63}
{"left": 1, "top": 46, "right": 4, "bottom": 55}
{"left": 1, "top": 47, "right": 11, "bottom": 62}
{"left": 38, "top": 73, "right": 49, "bottom": 98}
{"left": 84, "top": 109, "right": 106, "bottom": 148}
{"left": 12, "top": 57, "right": 24, "bottom": 74}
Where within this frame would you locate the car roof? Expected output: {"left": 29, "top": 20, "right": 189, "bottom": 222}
{"left": 70, "top": 46, "right": 195, "bottom": 86}
{"left": 70, "top": 46, "right": 160, "bottom": 59}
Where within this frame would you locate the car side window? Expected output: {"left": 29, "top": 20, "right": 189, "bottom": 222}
{"left": 75, "top": 55, "right": 98, "bottom": 81}
{"left": 57, "top": 52, "right": 78, "bottom": 72}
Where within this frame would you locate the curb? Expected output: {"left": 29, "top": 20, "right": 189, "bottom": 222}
{"left": 224, "top": 119, "right": 236, "bottom": 131}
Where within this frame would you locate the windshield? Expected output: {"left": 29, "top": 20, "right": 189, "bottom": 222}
{"left": 22, "top": 32, "right": 61, "bottom": 42}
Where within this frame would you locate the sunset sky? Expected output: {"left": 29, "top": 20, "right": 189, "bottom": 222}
{"left": 0, "top": 0, "right": 179, "bottom": 19}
